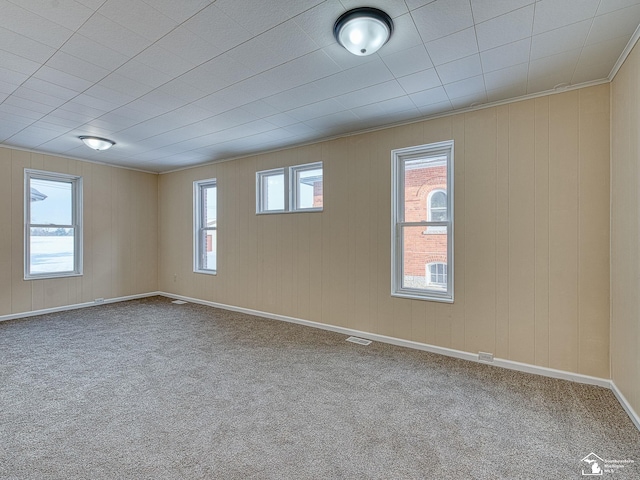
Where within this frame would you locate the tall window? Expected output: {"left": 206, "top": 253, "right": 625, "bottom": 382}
{"left": 256, "top": 162, "right": 323, "bottom": 213}
{"left": 391, "top": 141, "right": 453, "bottom": 302}
{"left": 194, "top": 178, "right": 217, "bottom": 274}
{"left": 25, "top": 169, "right": 83, "bottom": 279}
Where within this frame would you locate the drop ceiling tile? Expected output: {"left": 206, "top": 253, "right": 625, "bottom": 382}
{"left": 417, "top": 100, "right": 453, "bottom": 116}
{"left": 528, "top": 48, "right": 581, "bottom": 79}
{"left": 140, "top": 0, "right": 212, "bottom": 23}
{"left": 436, "top": 54, "right": 482, "bottom": 85}
{"left": 0, "top": 79, "right": 18, "bottom": 96}
{"left": 303, "top": 110, "right": 360, "bottom": 132}
{"left": 0, "top": 102, "right": 44, "bottom": 121}
{"left": 0, "top": 26, "right": 56, "bottom": 63}
{"left": 470, "top": 0, "right": 534, "bottom": 23}
{"left": 258, "top": 20, "right": 318, "bottom": 63}
{"left": 45, "top": 51, "right": 110, "bottom": 83}
{"left": 214, "top": 0, "right": 290, "bottom": 35}
{"left": 0, "top": 49, "right": 40, "bottom": 76}
{"left": 155, "top": 26, "right": 224, "bottom": 66}
{"left": 320, "top": 43, "right": 376, "bottom": 69}
{"left": 183, "top": 4, "right": 253, "bottom": 54}
{"left": 266, "top": 50, "right": 342, "bottom": 88}
{"left": 579, "top": 35, "right": 631, "bottom": 69}
{"left": 486, "top": 83, "right": 528, "bottom": 102}
{"left": 336, "top": 80, "right": 406, "bottom": 109}
{"left": 587, "top": 4, "right": 640, "bottom": 45}
{"left": 379, "top": 13, "right": 425, "bottom": 56}
{"left": 572, "top": 59, "right": 616, "bottom": 84}
{"left": 313, "top": 59, "right": 394, "bottom": 97}
{"left": 444, "top": 75, "right": 486, "bottom": 99}
{"left": 530, "top": 20, "right": 591, "bottom": 60}
{"left": 38, "top": 113, "right": 84, "bottom": 130}
{"left": 60, "top": 34, "right": 129, "bottom": 72}
{"left": 22, "top": 77, "right": 79, "bottom": 101}
{"left": 58, "top": 100, "right": 109, "bottom": 118}
{"left": 293, "top": 0, "right": 345, "bottom": 47}
{"left": 480, "top": 38, "right": 531, "bottom": 72}
{"left": 135, "top": 45, "right": 195, "bottom": 78}
{"left": 78, "top": 13, "right": 150, "bottom": 57}
{"left": 193, "top": 92, "right": 237, "bottom": 116}
{"left": 116, "top": 60, "right": 172, "bottom": 89}
{"left": 8, "top": 125, "right": 65, "bottom": 146}
{"left": 264, "top": 84, "right": 331, "bottom": 112}
{"left": 157, "top": 80, "right": 207, "bottom": 104}
{"left": 475, "top": 5, "right": 534, "bottom": 51}
{"left": 352, "top": 95, "right": 417, "bottom": 117}
{"left": 12, "top": 86, "right": 68, "bottom": 108}
{"left": 38, "top": 136, "right": 86, "bottom": 153}
{"left": 450, "top": 92, "right": 488, "bottom": 109}
{"left": 99, "top": 0, "right": 177, "bottom": 42}
{"left": 533, "top": 0, "right": 600, "bottom": 35}
{"left": 180, "top": 55, "right": 251, "bottom": 92}
{"left": 0, "top": 66, "right": 28, "bottom": 87}
{"left": 265, "top": 113, "right": 299, "bottom": 128}
{"left": 397, "top": 68, "right": 442, "bottom": 94}
{"left": 138, "top": 90, "right": 185, "bottom": 111}
{"left": 126, "top": 98, "right": 174, "bottom": 118}
{"left": 405, "top": 0, "right": 434, "bottom": 10}
{"left": 411, "top": 0, "right": 474, "bottom": 43}
{"left": 10, "top": 0, "right": 96, "bottom": 30}
{"left": 84, "top": 112, "right": 141, "bottom": 131}
{"left": 0, "top": 1, "right": 73, "bottom": 48}
{"left": 340, "top": 0, "right": 408, "bottom": 18}
{"left": 426, "top": 27, "right": 479, "bottom": 66}
{"left": 240, "top": 100, "right": 281, "bottom": 118}
{"left": 382, "top": 45, "right": 434, "bottom": 78}
{"left": 99, "top": 72, "right": 151, "bottom": 99}
{"left": 597, "top": 0, "right": 640, "bottom": 15}
{"left": 73, "top": 91, "right": 122, "bottom": 112}
{"left": 287, "top": 99, "right": 346, "bottom": 122}
{"left": 228, "top": 38, "right": 285, "bottom": 74}
{"left": 33, "top": 66, "right": 93, "bottom": 93}
{"left": 483, "top": 63, "right": 529, "bottom": 90}
{"left": 409, "top": 85, "right": 449, "bottom": 107}
{"left": 526, "top": 73, "right": 572, "bottom": 93}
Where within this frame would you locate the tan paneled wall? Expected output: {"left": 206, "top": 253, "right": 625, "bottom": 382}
{"left": 159, "top": 85, "right": 611, "bottom": 378}
{"left": 611, "top": 43, "right": 640, "bottom": 417}
{"left": 0, "top": 147, "right": 158, "bottom": 315}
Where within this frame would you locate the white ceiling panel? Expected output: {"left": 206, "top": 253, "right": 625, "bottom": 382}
{"left": 475, "top": 5, "right": 534, "bottom": 51}
{"left": 0, "top": 0, "right": 637, "bottom": 172}
{"left": 471, "top": 0, "right": 534, "bottom": 23}
{"left": 411, "top": 0, "right": 475, "bottom": 43}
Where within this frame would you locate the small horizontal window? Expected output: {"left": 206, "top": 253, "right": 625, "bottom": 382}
{"left": 256, "top": 162, "right": 323, "bottom": 214}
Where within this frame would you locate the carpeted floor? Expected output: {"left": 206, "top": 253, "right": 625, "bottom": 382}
{"left": 0, "top": 297, "right": 638, "bottom": 479}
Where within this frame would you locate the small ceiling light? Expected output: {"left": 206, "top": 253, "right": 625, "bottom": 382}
{"left": 334, "top": 7, "right": 393, "bottom": 57}
{"left": 79, "top": 136, "right": 115, "bottom": 151}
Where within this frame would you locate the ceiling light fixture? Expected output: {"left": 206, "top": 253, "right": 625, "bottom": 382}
{"left": 333, "top": 7, "right": 393, "bottom": 57}
{"left": 79, "top": 136, "right": 115, "bottom": 151}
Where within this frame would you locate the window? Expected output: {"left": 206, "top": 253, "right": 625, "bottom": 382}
{"left": 256, "top": 162, "right": 323, "bottom": 213}
{"left": 427, "top": 262, "right": 447, "bottom": 290}
{"left": 194, "top": 178, "right": 217, "bottom": 274}
{"left": 25, "top": 169, "right": 82, "bottom": 279}
{"left": 392, "top": 140, "right": 453, "bottom": 302}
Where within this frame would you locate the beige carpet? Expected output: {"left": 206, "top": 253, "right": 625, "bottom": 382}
{"left": 1, "top": 297, "right": 638, "bottom": 479}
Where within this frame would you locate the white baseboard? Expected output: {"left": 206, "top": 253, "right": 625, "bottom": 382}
{"left": 610, "top": 381, "right": 640, "bottom": 431}
{"left": 159, "top": 292, "right": 612, "bottom": 389}
{"left": 0, "top": 291, "right": 161, "bottom": 323}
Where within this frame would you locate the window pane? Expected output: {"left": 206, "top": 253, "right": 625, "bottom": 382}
{"left": 402, "top": 226, "right": 447, "bottom": 291}
{"left": 263, "top": 173, "right": 284, "bottom": 211}
{"left": 404, "top": 157, "right": 447, "bottom": 222}
{"left": 200, "top": 229, "right": 216, "bottom": 271}
{"left": 29, "top": 227, "right": 75, "bottom": 274}
{"left": 30, "top": 179, "right": 73, "bottom": 225}
{"left": 296, "top": 168, "right": 323, "bottom": 209}
{"left": 204, "top": 185, "right": 217, "bottom": 225}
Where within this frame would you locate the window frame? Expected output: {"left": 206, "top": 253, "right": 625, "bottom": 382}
{"left": 256, "top": 162, "right": 323, "bottom": 214}
{"left": 24, "top": 169, "right": 83, "bottom": 280}
{"left": 193, "top": 178, "right": 217, "bottom": 275}
{"left": 426, "top": 262, "right": 448, "bottom": 289}
{"left": 391, "top": 140, "right": 454, "bottom": 303}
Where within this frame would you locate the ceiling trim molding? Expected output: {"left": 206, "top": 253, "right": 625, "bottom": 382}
{"left": 0, "top": 144, "right": 159, "bottom": 175}
{"left": 609, "top": 23, "right": 640, "bottom": 81}
{"left": 159, "top": 77, "right": 610, "bottom": 175}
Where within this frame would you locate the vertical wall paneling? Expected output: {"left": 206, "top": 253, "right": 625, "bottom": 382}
{"left": 0, "top": 148, "right": 12, "bottom": 315}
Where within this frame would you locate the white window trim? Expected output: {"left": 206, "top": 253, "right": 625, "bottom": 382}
{"left": 193, "top": 178, "right": 217, "bottom": 275}
{"left": 391, "top": 140, "right": 454, "bottom": 303}
{"left": 24, "top": 169, "right": 83, "bottom": 280}
{"left": 256, "top": 162, "right": 323, "bottom": 214}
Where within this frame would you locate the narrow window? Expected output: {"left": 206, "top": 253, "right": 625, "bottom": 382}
{"left": 256, "top": 162, "right": 323, "bottom": 214}
{"left": 392, "top": 141, "right": 453, "bottom": 302}
{"left": 194, "top": 179, "right": 217, "bottom": 274}
{"left": 25, "top": 169, "right": 83, "bottom": 279}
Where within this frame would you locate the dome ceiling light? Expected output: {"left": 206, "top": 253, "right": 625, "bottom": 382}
{"left": 333, "top": 7, "right": 393, "bottom": 57}
{"left": 79, "top": 136, "right": 115, "bottom": 151}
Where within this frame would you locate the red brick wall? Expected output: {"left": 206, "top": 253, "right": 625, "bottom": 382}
{"left": 403, "top": 165, "right": 447, "bottom": 278}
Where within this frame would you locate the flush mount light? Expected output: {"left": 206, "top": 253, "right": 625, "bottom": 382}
{"left": 79, "top": 136, "right": 115, "bottom": 151}
{"left": 334, "top": 7, "right": 393, "bottom": 56}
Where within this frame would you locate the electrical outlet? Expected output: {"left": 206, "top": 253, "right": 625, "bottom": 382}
{"left": 478, "top": 352, "right": 494, "bottom": 363}
{"left": 94, "top": 298, "right": 104, "bottom": 304}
